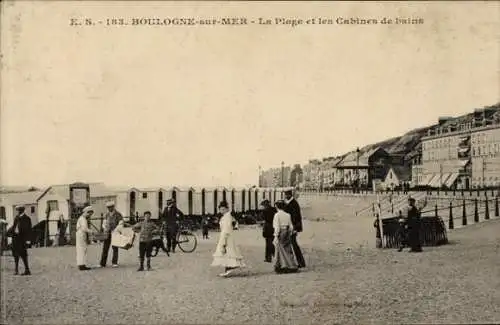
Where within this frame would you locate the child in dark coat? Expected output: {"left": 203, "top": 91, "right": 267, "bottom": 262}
{"left": 201, "top": 215, "right": 209, "bottom": 239}
{"left": 132, "top": 211, "right": 161, "bottom": 271}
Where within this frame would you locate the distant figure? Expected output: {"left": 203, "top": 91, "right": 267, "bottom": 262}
{"left": 283, "top": 190, "right": 306, "bottom": 268}
{"left": 58, "top": 213, "right": 67, "bottom": 246}
{"left": 132, "top": 211, "right": 161, "bottom": 271}
{"left": 273, "top": 200, "right": 298, "bottom": 274}
{"left": 161, "top": 199, "right": 185, "bottom": 253}
{"left": 0, "top": 217, "right": 8, "bottom": 255}
{"left": 76, "top": 206, "right": 94, "bottom": 271}
{"left": 396, "top": 217, "right": 408, "bottom": 252}
{"left": 201, "top": 215, "right": 209, "bottom": 239}
{"left": 406, "top": 197, "right": 422, "bottom": 252}
{"left": 8, "top": 206, "right": 32, "bottom": 275}
{"left": 99, "top": 201, "right": 123, "bottom": 268}
{"left": 260, "top": 200, "right": 277, "bottom": 263}
{"left": 211, "top": 201, "right": 245, "bottom": 277}
{"left": 373, "top": 214, "right": 382, "bottom": 249}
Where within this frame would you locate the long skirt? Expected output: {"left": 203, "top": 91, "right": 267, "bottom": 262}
{"left": 76, "top": 231, "right": 88, "bottom": 266}
{"left": 274, "top": 228, "right": 298, "bottom": 274}
{"left": 211, "top": 232, "right": 245, "bottom": 268}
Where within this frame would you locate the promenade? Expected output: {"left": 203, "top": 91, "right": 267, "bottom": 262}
{"left": 2, "top": 199, "right": 500, "bottom": 324}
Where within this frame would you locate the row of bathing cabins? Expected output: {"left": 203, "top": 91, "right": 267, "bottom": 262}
{"left": 0, "top": 183, "right": 296, "bottom": 241}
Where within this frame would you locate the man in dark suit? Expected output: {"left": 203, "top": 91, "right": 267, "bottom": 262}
{"left": 260, "top": 200, "right": 277, "bottom": 263}
{"left": 283, "top": 190, "right": 306, "bottom": 268}
{"left": 161, "top": 199, "right": 184, "bottom": 253}
{"left": 407, "top": 197, "right": 423, "bottom": 252}
{"left": 8, "top": 206, "right": 33, "bottom": 275}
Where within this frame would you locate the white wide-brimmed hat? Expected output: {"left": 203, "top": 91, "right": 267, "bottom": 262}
{"left": 83, "top": 206, "right": 94, "bottom": 213}
{"left": 105, "top": 201, "right": 115, "bottom": 207}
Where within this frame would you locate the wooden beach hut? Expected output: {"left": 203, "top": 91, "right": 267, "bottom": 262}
{"left": 175, "top": 186, "right": 194, "bottom": 215}
{"left": 192, "top": 187, "right": 204, "bottom": 216}
{"left": 203, "top": 187, "right": 216, "bottom": 215}
{"left": 232, "top": 187, "right": 244, "bottom": 213}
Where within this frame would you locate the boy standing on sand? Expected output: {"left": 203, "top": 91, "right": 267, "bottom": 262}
{"left": 132, "top": 211, "right": 161, "bottom": 271}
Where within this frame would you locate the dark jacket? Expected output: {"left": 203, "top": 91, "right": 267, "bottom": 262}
{"left": 261, "top": 206, "right": 277, "bottom": 238}
{"left": 284, "top": 199, "right": 303, "bottom": 233}
{"left": 162, "top": 206, "right": 184, "bottom": 227}
{"left": 8, "top": 214, "right": 33, "bottom": 242}
{"left": 407, "top": 205, "right": 420, "bottom": 229}
{"left": 104, "top": 210, "right": 123, "bottom": 234}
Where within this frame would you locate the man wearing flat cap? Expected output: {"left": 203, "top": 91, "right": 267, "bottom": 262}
{"left": 99, "top": 201, "right": 124, "bottom": 267}
{"left": 161, "top": 198, "right": 185, "bottom": 253}
{"left": 260, "top": 200, "right": 277, "bottom": 263}
{"left": 8, "top": 205, "right": 33, "bottom": 275}
{"left": 283, "top": 189, "right": 306, "bottom": 268}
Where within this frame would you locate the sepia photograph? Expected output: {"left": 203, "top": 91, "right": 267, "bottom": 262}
{"left": 1, "top": 1, "right": 499, "bottom": 324}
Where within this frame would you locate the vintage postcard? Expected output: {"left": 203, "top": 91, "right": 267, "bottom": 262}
{"left": 1, "top": 1, "right": 499, "bottom": 324}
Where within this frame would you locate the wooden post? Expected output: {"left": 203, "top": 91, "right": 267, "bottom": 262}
{"left": 435, "top": 204, "right": 438, "bottom": 217}
{"left": 495, "top": 197, "right": 499, "bottom": 217}
{"left": 448, "top": 201, "right": 454, "bottom": 229}
{"left": 485, "top": 198, "right": 490, "bottom": 220}
{"left": 474, "top": 198, "right": 479, "bottom": 223}
{"left": 462, "top": 199, "right": 467, "bottom": 226}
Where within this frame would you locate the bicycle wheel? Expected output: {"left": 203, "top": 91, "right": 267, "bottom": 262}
{"left": 176, "top": 230, "right": 197, "bottom": 253}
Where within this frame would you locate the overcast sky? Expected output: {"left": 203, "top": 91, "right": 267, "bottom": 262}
{"left": 1, "top": 2, "right": 499, "bottom": 187}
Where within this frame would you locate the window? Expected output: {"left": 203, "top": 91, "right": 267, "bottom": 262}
{"left": 30, "top": 206, "right": 35, "bottom": 214}
{"left": 142, "top": 192, "right": 147, "bottom": 199}
{"left": 47, "top": 200, "right": 59, "bottom": 211}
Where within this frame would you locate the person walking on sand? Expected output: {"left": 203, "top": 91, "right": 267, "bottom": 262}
{"left": 99, "top": 201, "right": 123, "bottom": 268}
{"left": 273, "top": 200, "right": 298, "bottom": 274}
{"left": 283, "top": 189, "right": 306, "bottom": 268}
{"left": 211, "top": 201, "right": 245, "bottom": 277}
{"left": 76, "top": 206, "right": 95, "bottom": 271}
{"left": 260, "top": 200, "right": 276, "bottom": 263}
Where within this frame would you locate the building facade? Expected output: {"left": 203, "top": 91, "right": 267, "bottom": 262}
{"left": 470, "top": 124, "right": 500, "bottom": 187}
{"left": 417, "top": 105, "right": 500, "bottom": 189}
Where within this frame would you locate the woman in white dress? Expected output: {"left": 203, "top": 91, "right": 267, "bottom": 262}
{"left": 211, "top": 201, "right": 245, "bottom": 277}
{"left": 76, "top": 206, "right": 94, "bottom": 271}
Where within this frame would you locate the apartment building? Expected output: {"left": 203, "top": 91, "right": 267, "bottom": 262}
{"left": 417, "top": 104, "right": 500, "bottom": 189}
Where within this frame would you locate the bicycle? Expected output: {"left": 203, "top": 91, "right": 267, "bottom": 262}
{"left": 157, "top": 222, "right": 198, "bottom": 254}
{"left": 175, "top": 224, "right": 198, "bottom": 253}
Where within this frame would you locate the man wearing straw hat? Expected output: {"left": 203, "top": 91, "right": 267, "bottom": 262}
{"left": 8, "top": 205, "right": 33, "bottom": 275}
{"left": 99, "top": 201, "right": 123, "bottom": 267}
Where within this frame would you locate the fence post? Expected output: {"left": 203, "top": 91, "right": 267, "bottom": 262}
{"left": 485, "top": 198, "right": 490, "bottom": 220}
{"left": 391, "top": 202, "right": 394, "bottom": 214}
{"left": 448, "top": 201, "right": 454, "bottom": 229}
{"left": 462, "top": 199, "right": 467, "bottom": 226}
{"left": 495, "top": 197, "right": 499, "bottom": 217}
{"left": 474, "top": 198, "right": 479, "bottom": 223}
{"left": 435, "top": 204, "right": 438, "bottom": 217}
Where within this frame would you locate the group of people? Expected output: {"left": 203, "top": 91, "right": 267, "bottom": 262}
{"left": 76, "top": 199, "right": 185, "bottom": 272}
{"left": 210, "top": 189, "right": 306, "bottom": 277}
{"left": 4, "top": 190, "right": 306, "bottom": 278}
